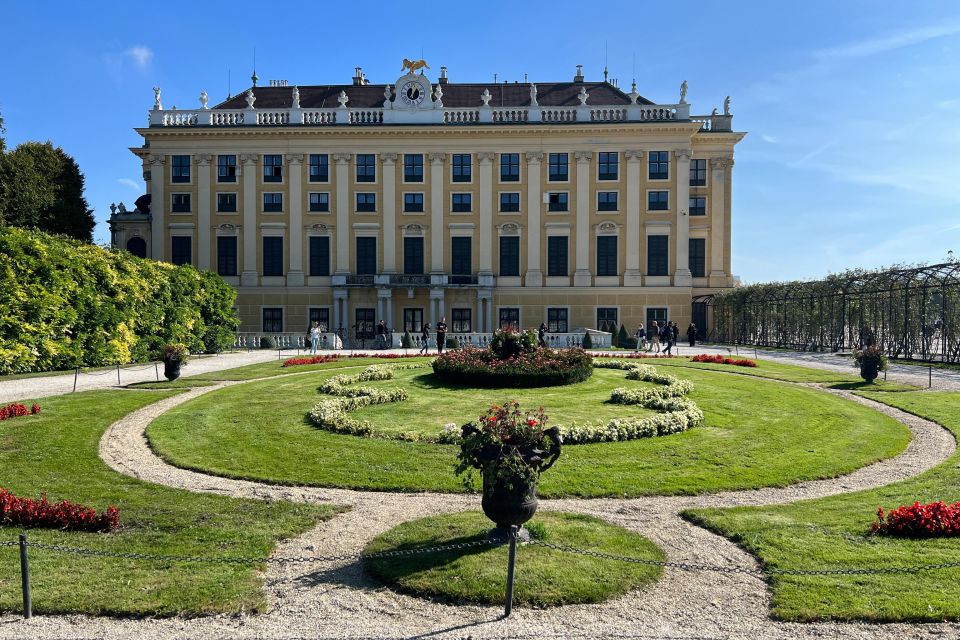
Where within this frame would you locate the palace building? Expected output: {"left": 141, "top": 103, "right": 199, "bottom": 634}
{"left": 110, "top": 62, "right": 744, "bottom": 343}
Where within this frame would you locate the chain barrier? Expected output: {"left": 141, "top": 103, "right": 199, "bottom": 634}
{"left": 78, "top": 368, "right": 117, "bottom": 377}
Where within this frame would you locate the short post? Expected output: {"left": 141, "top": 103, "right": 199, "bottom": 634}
{"left": 19, "top": 533, "right": 31, "bottom": 619}
{"left": 929, "top": 365, "right": 933, "bottom": 389}
{"left": 503, "top": 525, "right": 518, "bottom": 618}
{"left": 735, "top": 343, "right": 739, "bottom": 356}
{"left": 884, "top": 367, "right": 887, "bottom": 381}
{"left": 278, "top": 348, "right": 282, "bottom": 361}
{"left": 155, "top": 362, "right": 160, "bottom": 382}
{"left": 117, "top": 364, "right": 122, "bottom": 386}
{"left": 754, "top": 347, "right": 758, "bottom": 360}
{"left": 73, "top": 367, "right": 79, "bottom": 393}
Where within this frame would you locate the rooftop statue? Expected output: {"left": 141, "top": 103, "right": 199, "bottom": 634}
{"left": 244, "top": 89, "right": 256, "bottom": 109}
{"left": 402, "top": 58, "right": 430, "bottom": 74}
{"left": 291, "top": 86, "right": 300, "bottom": 109}
{"left": 152, "top": 86, "right": 162, "bottom": 110}
{"left": 199, "top": 90, "right": 209, "bottom": 109}
{"left": 481, "top": 88, "right": 492, "bottom": 106}
{"left": 679, "top": 80, "right": 688, "bottom": 104}
{"left": 723, "top": 95, "right": 731, "bottom": 116}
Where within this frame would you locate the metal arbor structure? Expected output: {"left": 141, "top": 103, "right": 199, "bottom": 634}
{"left": 698, "top": 261, "right": 960, "bottom": 363}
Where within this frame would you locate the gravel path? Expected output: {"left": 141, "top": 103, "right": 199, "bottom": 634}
{"left": 1, "top": 371, "right": 957, "bottom": 639}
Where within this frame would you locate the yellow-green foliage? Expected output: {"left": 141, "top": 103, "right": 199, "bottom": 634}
{"left": 0, "top": 226, "right": 239, "bottom": 374}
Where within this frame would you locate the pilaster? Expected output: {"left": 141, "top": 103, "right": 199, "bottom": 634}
{"left": 624, "top": 150, "right": 643, "bottom": 286}
{"left": 381, "top": 153, "right": 398, "bottom": 273}
{"left": 709, "top": 157, "right": 732, "bottom": 286}
{"left": 148, "top": 155, "right": 165, "bottom": 261}
{"left": 674, "top": 148, "right": 693, "bottom": 287}
{"left": 333, "top": 153, "right": 352, "bottom": 274}
{"left": 477, "top": 152, "right": 493, "bottom": 275}
{"left": 524, "top": 151, "right": 543, "bottom": 287}
{"left": 573, "top": 150, "right": 592, "bottom": 287}
{"left": 429, "top": 152, "right": 447, "bottom": 273}
{"left": 240, "top": 153, "right": 259, "bottom": 286}
{"left": 286, "top": 153, "right": 305, "bottom": 286}
{"left": 195, "top": 154, "right": 212, "bottom": 271}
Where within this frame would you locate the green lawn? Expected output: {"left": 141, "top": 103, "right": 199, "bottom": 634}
{"left": 0, "top": 390, "right": 340, "bottom": 616}
{"left": 685, "top": 390, "right": 960, "bottom": 621}
{"left": 364, "top": 511, "right": 663, "bottom": 606}
{"left": 147, "top": 362, "right": 910, "bottom": 497}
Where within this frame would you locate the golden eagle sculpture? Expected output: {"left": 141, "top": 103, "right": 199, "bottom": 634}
{"left": 402, "top": 58, "right": 430, "bottom": 74}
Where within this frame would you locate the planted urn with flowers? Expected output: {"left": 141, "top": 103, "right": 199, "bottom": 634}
{"left": 853, "top": 344, "right": 887, "bottom": 383}
{"left": 162, "top": 343, "right": 190, "bottom": 381}
{"left": 456, "top": 400, "right": 562, "bottom": 539}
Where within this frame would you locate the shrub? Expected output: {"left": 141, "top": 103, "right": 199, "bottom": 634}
{"left": 581, "top": 332, "right": 593, "bottom": 349}
{"left": 0, "top": 402, "right": 40, "bottom": 421}
{"left": 690, "top": 354, "right": 757, "bottom": 367}
{"left": 259, "top": 336, "right": 277, "bottom": 349}
{"left": 490, "top": 328, "right": 537, "bottom": 359}
{"left": 433, "top": 347, "right": 593, "bottom": 387}
{"left": 0, "top": 488, "right": 120, "bottom": 532}
{"left": 446, "top": 337, "right": 460, "bottom": 349}
{"left": 163, "top": 343, "right": 190, "bottom": 362}
{"left": 401, "top": 331, "right": 413, "bottom": 349}
{"left": 616, "top": 324, "right": 630, "bottom": 348}
{"left": 873, "top": 501, "right": 960, "bottom": 537}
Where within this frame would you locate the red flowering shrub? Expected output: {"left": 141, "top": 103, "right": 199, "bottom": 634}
{"left": 0, "top": 488, "right": 120, "bottom": 532}
{"left": 347, "top": 353, "right": 426, "bottom": 359}
{"left": 595, "top": 353, "right": 679, "bottom": 360}
{"left": 0, "top": 402, "right": 39, "bottom": 421}
{"left": 691, "top": 354, "right": 757, "bottom": 367}
{"left": 282, "top": 355, "right": 340, "bottom": 367}
{"left": 873, "top": 501, "right": 960, "bottom": 537}
{"left": 433, "top": 346, "right": 593, "bottom": 387}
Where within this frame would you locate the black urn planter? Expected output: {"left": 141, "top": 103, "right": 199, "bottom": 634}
{"left": 481, "top": 465, "right": 540, "bottom": 532}
{"left": 163, "top": 357, "right": 182, "bottom": 381}
{"left": 860, "top": 360, "right": 879, "bottom": 383}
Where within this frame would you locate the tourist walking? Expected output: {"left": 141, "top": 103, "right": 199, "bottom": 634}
{"left": 663, "top": 322, "right": 674, "bottom": 355}
{"left": 436, "top": 317, "right": 447, "bottom": 355}
{"left": 419, "top": 322, "right": 431, "bottom": 355}
{"left": 687, "top": 322, "right": 697, "bottom": 348}
{"left": 650, "top": 320, "right": 660, "bottom": 353}
{"left": 634, "top": 325, "right": 646, "bottom": 352}
{"left": 309, "top": 321, "right": 322, "bottom": 355}
{"left": 672, "top": 321, "right": 680, "bottom": 345}
{"left": 538, "top": 322, "right": 547, "bottom": 348}
{"left": 375, "top": 320, "right": 387, "bottom": 349}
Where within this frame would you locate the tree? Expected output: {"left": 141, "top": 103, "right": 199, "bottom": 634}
{"left": 617, "top": 323, "right": 630, "bottom": 349}
{"left": 0, "top": 141, "right": 95, "bottom": 242}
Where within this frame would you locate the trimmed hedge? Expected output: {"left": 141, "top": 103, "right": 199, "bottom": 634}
{"left": 0, "top": 227, "right": 239, "bottom": 374}
{"left": 432, "top": 347, "right": 593, "bottom": 387}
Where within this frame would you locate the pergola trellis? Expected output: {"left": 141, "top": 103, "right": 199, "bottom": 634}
{"left": 695, "top": 261, "right": 960, "bottom": 363}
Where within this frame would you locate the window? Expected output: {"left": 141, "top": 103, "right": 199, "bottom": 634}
{"left": 356, "top": 154, "right": 376, "bottom": 182}
{"left": 172, "top": 155, "right": 191, "bottom": 183}
{"left": 262, "top": 237, "right": 283, "bottom": 276}
{"left": 596, "top": 235, "right": 618, "bottom": 277}
{"left": 356, "top": 236, "right": 377, "bottom": 274}
{"left": 309, "top": 236, "right": 330, "bottom": 276}
{"left": 499, "top": 308, "right": 520, "bottom": 329}
{"left": 647, "top": 235, "right": 668, "bottom": 276}
{"left": 648, "top": 191, "right": 669, "bottom": 211}
{"left": 690, "top": 158, "right": 707, "bottom": 186}
{"left": 547, "top": 192, "right": 568, "bottom": 212}
{"left": 451, "top": 237, "right": 472, "bottom": 275}
{"left": 598, "top": 152, "right": 619, "bottom": 180}
{"left": 126, "top": 237, "right": 146, "bottom": 258}
{"left": 263, "top": 193, "right": 283, "bottom": 212}
{"left": 451, "top": 193, "right": 472, "bottom": 213}
{"left": 689, "top": 238, "right": 706, "bottom": 278}
{"left": 692, "top": 302, "right": 708, "bottom": 339}
{"left": 500, "top": 153, "right": 520, "bottom": 182}
{"left": 648, "top": 151, "right": 669, "bottom": 180}
{"left": 499, "top": 192, "right": 520, "bottom": 212}
{"left": 548, "top": 153, "right": 568, "bottom": 181}
{"left": 171, "top": 193, "right": 191, "bottom": 213}
{"left": 404, "top": 308, "right": 423, "bottom": 332}
{"left": 597, "top": 191, "right": 618, "bottom": 211}
{"left": 499, "top": 236, "right": 520, "bottom": 276}
{"left": 309, "top": 154, "right": 329, "bottom": 182}
{"left": 171, "top": 236, "right": 191, "bottom": 265}
{"left": 262, "top": 308, "right": 283, "bottom": 332}
{"left": 356, "top": 193, "right": 376, "bottom": 212}
{"left": 452, "top": 154, "right": 472, "bottom": 182}
{"left": 547, "top": 308, "right": 568, "bottom": 333}
{"left": 309, "top": 192, "right": 330, "bottom": 212}
{"left": 689, "top": 196, "right": 706, "bottom": 216}
{"left": 646, "top": 307, "right": 668, "bottom": 330}
{"left": 403, "top": 154, "right": 424, "bottom": 182}
{"left": 452, "top": 309, "right": 472, "bottom": 333}
{"left": 217, "top": 193, "right": 237, "bottom": 213}
{"left": 355, "top": 308, "right": 375, "bottom": 340}
{"left": 217, "top": 236, "right": 237, "bottom": 276}
{"left": 217, "top": 155, "right": 236, "bottom": 182}
{"left": 309, "top": 307, "right": 330, "bottom": 332}
{"left": 547, "top": 236, "right": 568, "bottom": 276}
{"left": 597, "top": 307, "right": 618, "bottom": 331}
{"left": 263, "top": 154, "right": 282, "bottom": 182}
{"left": 403, "top": 193, "right": 424, "bottom": 213}
{"left": 403, "top": 237, "right": 424, "bottom": 275}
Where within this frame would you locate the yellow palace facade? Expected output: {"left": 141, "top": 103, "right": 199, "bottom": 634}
{"left": 110, "top": 63, "right": 744, "bottom": 343}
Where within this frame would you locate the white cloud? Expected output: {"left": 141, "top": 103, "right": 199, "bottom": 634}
{"left": 117, "top": 178, "right": 141, "bottom": 192}
{"left": 761, "top": 134, "right": 777, "bottom": 144}
{"left": 814, "top": 24, "right": 960, "bottom": 60}
{"left": 124, "top": 46, "right": 153, "bottom": 69}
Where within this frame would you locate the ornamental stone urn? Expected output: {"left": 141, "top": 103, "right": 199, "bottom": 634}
{"left": 162, "top": 356, "right": 182, "bottom": 381}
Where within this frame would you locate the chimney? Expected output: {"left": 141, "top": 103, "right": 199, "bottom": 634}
{"left": 439, "top": 66, "right": 448, "bottom": 84}
{"left": 352, "top": 66, "right": 366, "bottom": 86}
{"left": 574, "top": 64, "right": 584, "bottom": 83}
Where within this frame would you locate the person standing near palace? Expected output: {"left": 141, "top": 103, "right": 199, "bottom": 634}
{"left": 663, "top": 322, "right": 675, "bottom": 355}
{"left": 436, "top": 317, "right": 448, "bottom": 355}
{"left": 687, "top": 322, "right": 697, "bottom": 348}
{"left": 419, "top": 322, "right": 432, "bottom": 355}
{"left": 309, "top": 321, "right": 322, "bottom": 355}
{"left": 375, "top": 319, "right": 387, "bottom": 349}
{"left": 635, "top": 324, "right": 646, "bottom": 352}
{"left": 538, "top": 322, "right": 547, "bottom": 348}
{"left": 672, "top": 321, "right": 680, "bottom": 347}
{"left": 650, "top": 320, "right": 661, "bottom": 353}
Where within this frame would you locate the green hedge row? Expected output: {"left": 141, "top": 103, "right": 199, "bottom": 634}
{"left": 0, "top": 226, "right": 239, "bottom": 374}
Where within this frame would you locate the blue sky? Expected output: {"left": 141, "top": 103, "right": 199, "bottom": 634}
{"left": 3, "top": 1, "right": 958, "bottom": 283}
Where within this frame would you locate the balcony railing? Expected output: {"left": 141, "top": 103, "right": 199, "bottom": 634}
{"left": 345, "top": 274, "right": 375, "bottom": 286}
{"left": 389, "top": 274, "right": 431, "bottom": 286}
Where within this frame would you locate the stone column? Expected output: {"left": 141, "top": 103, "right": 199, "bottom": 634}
{"left": 674, "top": 148, "right": 693, "bottom": 287}
{"left": 196, "top": 154, "right": 212, "bottom": 270}
{"left": 573, "top": 151, "right": 593, "bottom": 287}
{"left": 381, "top": 153, "right": 398, "bottom": 273}
{"left": 240, "top": 153, "right": 259, "bottom": 286}
{"left": 477, "top": 152, "right": 493, "bottom": 275}
{"left": 148, "top": 155, "right": 165, "bottom": 260}
{"left": 286, "top": 154, "right": 305, "bottom": 286}
{"left": 623, "top": 150, "right": 643, "bottom": 286}
{"left": 429, "top": 153, "right": 447, "bottom": 274}
{"left": 386, "top": 293, "right": 394, "bottom": 332}
{"left": 709, "top": 157, "right": 732, "bottom": 287}
{"left": 333, "top": 289, "right": 348, "bottom": 334}
{"left": 524, "top": 151, "right": 543, "bottom": 287}
{"left": 333, "top": 153, "right": 352, "bottom": 274}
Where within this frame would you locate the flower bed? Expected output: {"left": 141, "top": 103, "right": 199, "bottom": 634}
{"left": 282, "top": 355, "right": 340, "bottom": 367}
{"left": 432, "top": 347, "right": 593, "bottom": 387}
{"left": 873, "top": 501, "right": 960, "bottom": 537}
{"left": 691, "top": 354, "right": 757, "bottom": 367}
{"left": 0, "top": 402, "right": 41, "bottom": 421}
{"left": 594, "top": 353, "right": 680, "bottom": 360}
{"left": 346, "top": 353, "right": 431, "bottom": 359}
{"left": 0, "top": 488, "right": 119, "bottom": 532}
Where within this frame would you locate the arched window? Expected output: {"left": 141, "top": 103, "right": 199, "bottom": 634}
{"left": 126, "top": 237, "right": 147, "bottom": 258}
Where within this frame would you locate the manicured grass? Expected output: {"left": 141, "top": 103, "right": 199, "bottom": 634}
{"left": 148, "top": 362, "right": 910, "bottom": 497}
{"left": 0, "top": 390, "right": 339, "bottom": 616}
{"left": 685, "top": 390, "right": 960, "bottom": 621}
{"left": 650, "top": 356, "right": 911, "bottom": 386}
{"left": 363, "top": 511, "right": 662, "bottom": 606}
{"left": 350, "top": 368, "right": 655, "bottom": 436}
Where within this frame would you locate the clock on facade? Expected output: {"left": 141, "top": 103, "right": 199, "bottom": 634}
{"left": 400, "top": 81, "right": 426, "bottom": 107}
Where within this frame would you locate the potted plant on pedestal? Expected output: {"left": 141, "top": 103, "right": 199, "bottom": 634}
{"left": 162, "top": 343, "right": 190, "bottom": 381}
{"left": 457, "top": 400, "right": 562, "bottom": 539}
{"left": 853, "top": 344, "right": 887, "bottom": 383}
